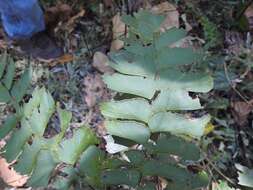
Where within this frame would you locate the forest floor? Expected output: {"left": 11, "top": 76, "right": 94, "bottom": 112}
{"left": 0, "top": 0, "right": 253, "bottom": 189}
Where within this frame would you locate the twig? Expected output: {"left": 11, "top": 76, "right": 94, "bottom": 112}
{"left": 223, "top": 61, "right": 251, "bottom": 105}
{"left": 201, "top": 151, "right": 236, "bottom": 186}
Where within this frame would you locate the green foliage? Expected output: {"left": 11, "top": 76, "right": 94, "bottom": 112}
{"left": 102, "top": 10, "right": 213, "bottom": 143}
{"left": 200, "top": 16, "right": 221, "bottom": 49}
{"left": 0, "top": 53, "right": 32, "bottom": 106}
{"left": 49, "top": 10, "right": 214, "bottom": 188}
{"left": 213, "top": 180, "right": 235, "bottom": 190}
{"left": 99, "top": 10, "right": 213, "bottom": 189}
{"left": 0, "top": 10, "right": 215, "bottom": 190}
{"left": 1, "top": 87, "right": 99, "bottom": 188}
{"left": 72, "top": 135, "right": 208, "bottom": 190}
{"left": 0, "top": 53, "right": 32, "bottom": 141}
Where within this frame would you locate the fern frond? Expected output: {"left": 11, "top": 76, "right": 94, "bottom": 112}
{"left": 1, "top": 87, "right": 99, "bottom": 187}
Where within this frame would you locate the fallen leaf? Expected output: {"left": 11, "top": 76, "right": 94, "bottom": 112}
{"left": 104, "top": 135, "right": 128, "bottom": 154}
{"left": 92, "top": 52, "right": 114, "bottom": 73}
{"left": 84, "top": 74, "right": 111, "bottom": 108}
{"left": 151, "top": 2, "right": 179, "bottom": 30}
{"left": 231, "top": 101, "right": 253, "bottom": 126}
{"left": 96, "top": 121, "right": 107, "bottom": 137}
{"left": 0, "top": 157, "right": 28, "bottom": 187}
{"left": 244, "top": 3, "right": 253, "bottom": 30}
{"left": 57, "top": 54, "right": 74, "bottom": 64}
{"left": 110, "top": 13, "right": 126, "bottom": 51}
{"left": 54, "top": 9, "right": 85, "bottom": 34}
{"left": 49, "top": 54, "right": 74, "bottom": 66}
{"left": 64, "top": 9, "right": 85, "bottom": 33}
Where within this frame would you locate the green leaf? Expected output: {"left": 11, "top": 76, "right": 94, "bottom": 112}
{"left": 52, "top": 177, "right": 72, "bottom": 190}
{"left": 27, "top": 150, "right": 58, "bottom": 187}
{"left": 213, "top": 69, "right": 236, "bottom": 91}
{"left": 104, "top": 158, "right": 126, "bottom": 169}
{"left": 101, "top": 99, "right": 151, "bottom": 122}
{"left": 148, "top": 113, "right": 211, "bottom": 139}
{"left": 3, "top": 125, "right": 32, "bottom": 162}
{"left": 153, "top": 135, "right": 200, "bottom": 161}
{"left": 0, "top": 115, "right": 18, "bottom": 139}
{"left": 101, "top": 90, "right": 202, "bottom": 122}
{"left": 157, "top": 48, "right": 203, "bottom": 68}
{"left": 23, "top": 87, "right": 44, "bottom": 117}
{"left": 104, "top": 71, "right": 213, "bottom": 99}
{"left": 14, "top": 138, "right": 44, "bottom": 174}
{"left": 142, "top": 160, "right": 208, "bottom": 189}
{"left": 142, "top": 160, "right": 190, "bottom": 181}
{"left": 122, "top": 10, "right": 165, "bottom": 43}
{"left": 236, "top": 164, "right": 253, "bottom": 188}
{"left": 125, "top": 150, "right": 145, "bottom": 166}
{"left": 11, "top": 66, "right": 32, "bottom": 103}
{"left": 101, "top": 169, "right": 141, "bottom": 187}
{"left": 2, "top": 59, "right": 15, "bottom": 89}
{"left": 52, "top": 166, "right": 78, "bottom": 190}
{"left": 0, "top": 83, "right": 12, "bottom": 102}
{"left": 156, "top": 28, "right": 187, "bottom": 49}
{"left": 58, "top": 127, "right": 99, "bottom": 164}
{"left": 213, "top": 180, "right": 235, "bottom": 190}
{"left": 53, "top": 106, "right": 72, "bottom": 143}
{"left": 105, "top": 120, "right": 150, "bottom": 144}
{"left": 0, "top": 52, "right": 7, "bottom": 78}
{"left": 79, "top": 146, "right": 105, "bottom": 187}
{"left": 28, "top": 88, "right": 55, "bottom": 136}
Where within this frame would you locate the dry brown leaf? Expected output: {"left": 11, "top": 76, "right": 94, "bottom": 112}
{"left": 151, "top": 2, "right": 179, "bottom": 30}
{"left": 44, "top": 54, "right": 74, "bottom": 66}
{"left": 51, "top": 54, "right": 74, "bottom": 66}
{"left": 65, "top": 9, "right": 85, "bottom": 32}
{"left": 96, "top": 121, "right": 107, "bottom": 137}
{"left": 244, "top": 3, "right": 253, "bottom": 30}
{"left": 57, "top": 54, "right": 74, "bottom": 64}
{"left": 151, "top": 1, "right": 176, "bottom": 14}
{"left": 231, "top": 101, "right": 253, "bottom": 126}
{"left": 54, "top": 9, "right": 85, "bottom": 34}
{"left": 84, "top": 74, "right": 111, "bottom": 108}
{"left": 92, "top": 52, "right": 114, "bottom": 73}
{"left": 0, "top": 157, "right": 28, "bottom": 187}
{"left": 110, "top": 13, "right": 126, "bottom": 51}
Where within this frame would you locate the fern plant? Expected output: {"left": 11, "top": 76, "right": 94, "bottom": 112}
{"left": 0, "top": 53, "right": 32, "bottom": 139}
{"left": 0, "top": 10, "right": 215, "bottom": 189}
{"left": 0, "top": 87, "right": 99, "bottom": 188}
{"left": 99, "top": 10, "right": 214, "bottom": 189}
{"left": 74, "top": 135, "right": 209, "bottom": 190}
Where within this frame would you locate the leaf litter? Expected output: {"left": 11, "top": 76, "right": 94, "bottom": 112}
{"left": 1, "top": 0, "right": 253, "bottom": 189}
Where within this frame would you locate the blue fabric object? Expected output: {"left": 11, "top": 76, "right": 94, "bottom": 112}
{"left": 0, "top": 0, "right": 45, "bottom": 39}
